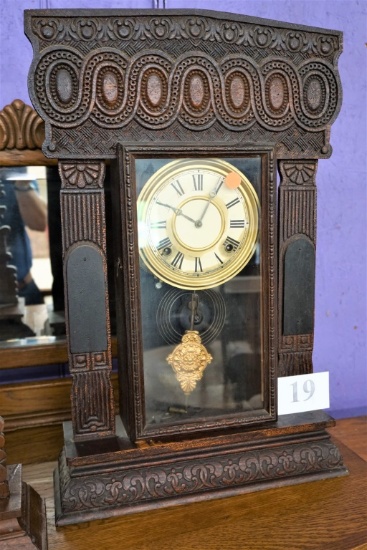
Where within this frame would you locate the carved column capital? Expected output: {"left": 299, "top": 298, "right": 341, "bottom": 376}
{"left": 59, "top": 161, "right": 105, "bottom": 190}
{"left": 279, "top": 161, "right": 317, "bottom": 186}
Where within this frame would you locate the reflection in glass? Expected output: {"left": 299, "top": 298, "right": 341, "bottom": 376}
{"left": 0, "top": 166, "right": 50, "bottom": 340}
{"left": 135, "top": 157, "right": 263, "bottom": 428}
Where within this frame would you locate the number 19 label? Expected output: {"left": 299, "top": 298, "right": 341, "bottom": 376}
{"left": 277, "top": 372, "right": 330, "bottom": 415}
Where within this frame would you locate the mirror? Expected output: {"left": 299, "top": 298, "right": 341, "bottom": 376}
{"left": 0, "top": 165, "right": 67, "bottom": 338}
{"left": 0, "top": 99, "right": 68, "bottom": 369}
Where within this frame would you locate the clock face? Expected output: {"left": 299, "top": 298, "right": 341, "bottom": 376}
{"left": 137, "top": 158, "right": 259, "bottom": 290}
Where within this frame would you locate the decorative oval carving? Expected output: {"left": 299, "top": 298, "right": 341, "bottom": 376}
{"left": 56, "top": 68, "right": 73, "bottom": 104}
{"left": 140, "top": 68, "right": 168, "bottom": 112}
{"left": 266, "top": 73, "right": 289, "bottom": 114}
{"left": 226, "top": 72, "right": 250, "bottom": 112}
{"left": 147, "top": 73, "right": 163, "bottom": 107}
{"left": 303, "top": 74, "right": 326, "bottom": 114}
{"left": 230, "top": 76, "right": 245, "bottom": 108}
{"left": 96, "top": 66, "right": 124, "bottom": 111}
{"left": 102, "top": 72, "right": 118, "bottom": 105}
{"left": 189, "top": 74, "right": 205, "bottom": 108}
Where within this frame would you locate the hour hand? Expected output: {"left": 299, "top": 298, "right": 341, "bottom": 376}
{"left": 156, "top": 200, "right": 196, "bottom": 224}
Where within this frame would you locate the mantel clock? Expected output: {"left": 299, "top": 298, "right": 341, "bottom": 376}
{"left": 112, "top": 145, "right": 274, "bottom": 440}
{"left": 25, "top": 8, "right": 346, "bottom": 524}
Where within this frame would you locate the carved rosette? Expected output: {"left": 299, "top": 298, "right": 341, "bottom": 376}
{"left": 278, "top": 161, "right": 317, "bottom": 376}
{"left": 59, "top": 161, "right": 115, "bottom": 440}
{"left": 25, "top": 12, "right": 342, "bottom": 159}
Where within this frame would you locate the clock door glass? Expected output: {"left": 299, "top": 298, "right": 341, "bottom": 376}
{"left": 131, "top": 153, "right": 271, "bottom": 436}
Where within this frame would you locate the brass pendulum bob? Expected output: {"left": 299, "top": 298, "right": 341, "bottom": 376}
{"left": 166, "top": 292, "right": 212, "bottom": 395}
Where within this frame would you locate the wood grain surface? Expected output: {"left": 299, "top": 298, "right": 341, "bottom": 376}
{"left": 21, "top": 417, "right": 367, "bottom": 550}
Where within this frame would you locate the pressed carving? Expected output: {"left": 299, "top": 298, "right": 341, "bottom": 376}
{"left": 282, "top": 161, "right": 316, "bottom": 184}
{"left": 30, "top": 16, "right": 340, "bottom": 61}
{"left": 61, "top": 193, "right": 103, "bottom": 249}
{"left": 25, "top": 9, "right": 344, "bottom": 523}
{"left": 57, "top": 437, "right": 344, "bottom": 514}
{"left": 279, "top": 161, "right": 317, "bottom": 241}
{"left": 72, "top": 370, "right": 114, "bottom": 434}
{"left": 31, "top": 51, "right": 339, "bottom": 132}
{"left": 304, "top": 74, "right": 325, "bottom": 113}
{"left": 278, "top": 160, "right": 317, "bottom": 375}
{"left": 26, "top": 13, "right": 342, "bottom": 159}
{"left": 59, "top": 160, "right": 114, "bottom": 440}
{"left": 0, "top": 99, "right": 44, "bottom": 150}
{"left": 59, "top": 162, "right": 104, "bottom": 189}
{"left": 266, "top": 73, "right": 289, "bottom": 114}
{"left": 145, "top": 70, "right": 165, "bottom": 108}
{"left": 227, "top": 72, "right": 249, "bottom": 112}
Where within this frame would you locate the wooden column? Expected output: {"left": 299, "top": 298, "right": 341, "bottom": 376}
{"left": 59, "top": 161, "right": 115, "bottom": 441}
{"left": 278, "top": 160, "right": 318, "bottom": 377}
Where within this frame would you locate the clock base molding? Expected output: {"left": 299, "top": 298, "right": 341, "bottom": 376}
{"left": 54, "top": 411, "right": 347, "bottom": 526}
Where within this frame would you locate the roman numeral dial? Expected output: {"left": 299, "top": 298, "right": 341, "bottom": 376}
{"left": 137, "top": 158, "right": 259, "bottom": 290}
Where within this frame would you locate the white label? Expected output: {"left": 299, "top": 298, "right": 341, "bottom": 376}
{"left": 277, "top": 372, "right": 330, "bottom": 415}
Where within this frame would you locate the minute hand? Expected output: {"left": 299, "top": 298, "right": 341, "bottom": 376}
{"left": 197, "top": 182, "right": 221, "bottom": 224}
{"left": 156, "top": 200, "right": 196, "bottom": 224}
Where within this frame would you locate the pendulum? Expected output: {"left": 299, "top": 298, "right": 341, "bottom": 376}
{"left": 166, "top": 292, "right": 213, "bottom": 395}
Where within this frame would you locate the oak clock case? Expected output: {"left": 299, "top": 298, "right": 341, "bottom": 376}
{"left": 112, "top": 147, "right": 275, "bottom": 440}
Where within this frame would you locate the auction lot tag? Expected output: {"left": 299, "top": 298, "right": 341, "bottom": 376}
{"left": 278, "top": 372, "right": 330, "bottom": 415}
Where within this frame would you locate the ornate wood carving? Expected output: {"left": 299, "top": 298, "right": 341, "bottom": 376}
{"left": 0, "top": 99, "right": 44, "bottom": 151}
{"left": 26, "top": 11, "right": 342, "bottom": 160}
{"left": 25, "top": 9, "right": 345, "bottom": 524}
{"left": 59, "top": 160, "right": 114, "bottom": 440}
{"left": 278, "top": 160, "right": 317, "bottom": 376}
{"left": 59, "top": 440, "right": 344, "bottom": 513}
{"left": 54, "top": 415, "right": 346, "bottom": 524}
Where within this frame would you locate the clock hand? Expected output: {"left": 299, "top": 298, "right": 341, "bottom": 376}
{"left": 196, "top": 180, "right": 222, "bottom": 225}
{"left": 156, "top": 200, "right": 197, "bottom": 224}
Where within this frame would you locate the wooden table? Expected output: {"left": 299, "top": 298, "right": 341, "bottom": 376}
{"left": 22, "top": 417, "right": 367, "bottom": 550}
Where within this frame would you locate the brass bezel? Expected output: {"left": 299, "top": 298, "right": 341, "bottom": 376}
{"left": 137, "top": 158, "right": 260, "bottom": 290}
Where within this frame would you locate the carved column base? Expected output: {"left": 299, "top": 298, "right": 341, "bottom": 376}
{"left": 0, "top": 465, "right": 47, "bottom": 549}
{"left": 54, "top": 411, "right": 347, "bottom": 526}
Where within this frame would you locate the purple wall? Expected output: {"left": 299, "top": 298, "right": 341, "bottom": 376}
{"left": 0, "top": 1, "right": 366, "bottom": 418}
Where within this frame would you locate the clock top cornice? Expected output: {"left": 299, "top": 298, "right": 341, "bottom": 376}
{"left": 25, "top": 9, "right": 342, "bottom": 160}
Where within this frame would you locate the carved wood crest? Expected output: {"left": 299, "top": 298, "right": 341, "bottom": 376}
{"left": 25, "top": 10, "right": 342, "bottom": 160}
